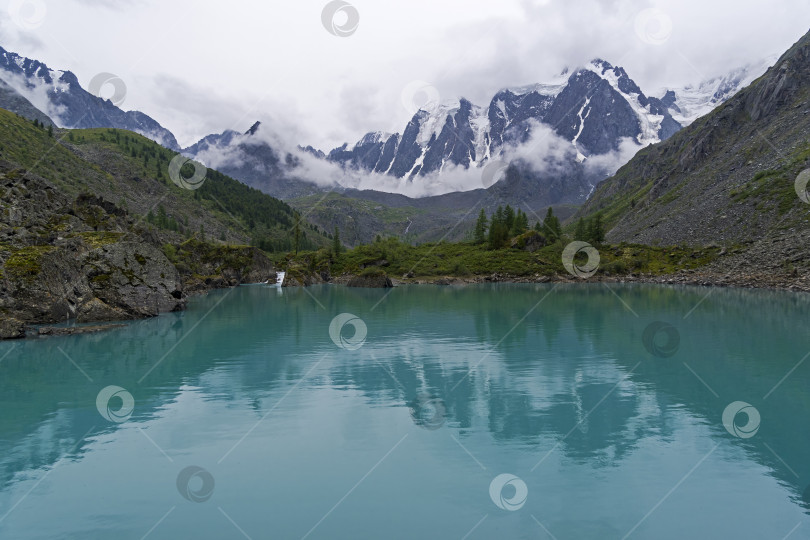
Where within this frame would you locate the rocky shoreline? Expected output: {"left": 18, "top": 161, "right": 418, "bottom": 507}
{"left": 35, "top": 323, "right": 127, "bottom": 337}
{"left": 280, "top": 261, "right": 810, "bottom": 293}
{"left": 385, "top": 270, "right": 810, "bottom": 293}
{"left": 6, "top": 272, "right": 276, "bottom": 340}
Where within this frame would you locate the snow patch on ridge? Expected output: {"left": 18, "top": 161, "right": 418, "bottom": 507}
{"left": 48, "top": 70, "right": 70, "bottom": 94}
{"left": 470, "top": 104, "right": 491, "bottom": 165}
{"left": 407, "top": 146, "right": 428, "bottom": 177}
{"left": 572, "top": 97, "right": 591, "bottom": 163}
{"left": 494, "top": 98, "right": 507, "bottom": 119}
{"left": 416, "top": 103, "right": 456, "bottom": 146}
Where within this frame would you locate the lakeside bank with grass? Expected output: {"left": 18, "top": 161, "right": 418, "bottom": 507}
{"left": 275, "top": 235, "right": 724, "bottom": 284}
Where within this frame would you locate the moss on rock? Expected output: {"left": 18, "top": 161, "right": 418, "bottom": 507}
{"left": 4, "top": 245, "right": 57, "bottom": 280}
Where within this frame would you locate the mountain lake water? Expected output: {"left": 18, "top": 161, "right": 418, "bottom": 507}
{"left": 0, "top": 283, "right": 809, "bottom": 539}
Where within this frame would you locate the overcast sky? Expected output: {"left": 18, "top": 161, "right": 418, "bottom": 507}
{"left": 1, "top": 0, "right": 808, "bottom": 150}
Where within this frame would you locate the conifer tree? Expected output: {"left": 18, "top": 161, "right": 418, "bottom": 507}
{"left": 333, "top": 226, "right": 342, "bottom": 257}
{"left": 473, "top": 208, "right": 488, "bottom": 244}
{"left": 488, "top": 206, "right": 508, "bottom": 249}
{"left": 588, "top": 213, "right": 605, "bottom": 244}
{"left": 574, "top": 218, "right": 587, "bottom": 241}
{"left": 517, "top": 209, "right": 529, "bottom": 234}
{"left": 541, "top": 207, "right": 561, "bottom": 241}
{"left": 504, "top": 205, "right": 515, "bottom": 233}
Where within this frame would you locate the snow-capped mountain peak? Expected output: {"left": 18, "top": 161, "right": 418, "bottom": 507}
{"left": 323, "top": 57, "right": 768, "bottom": 184}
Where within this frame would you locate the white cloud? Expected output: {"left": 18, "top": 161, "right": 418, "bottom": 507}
{"left": 0, "top": 0, "right": 807, "bottom": 153}
{"left": 501, "top": 122, "right": 579, "bottom": 176}
{"left": 584, "top": 137, "right": 646, "bottom": 178}
{"left": 0, "top": 68, "right": 67, "bottom": 123}
{"left": 278, "top": 122, "right": 650, "bottom": 198}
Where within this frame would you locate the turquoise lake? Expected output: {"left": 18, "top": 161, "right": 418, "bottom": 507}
{"left": 1, "top": 283, "right": 809, "bottom": 539}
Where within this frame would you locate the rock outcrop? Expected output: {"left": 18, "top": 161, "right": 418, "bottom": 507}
{"left": 346, "top": 274, "right": 394, "bottom": 288}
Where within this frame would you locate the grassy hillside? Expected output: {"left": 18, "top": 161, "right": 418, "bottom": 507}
{"left": 0, "top": 110, "right": 330, "bottom": 251}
